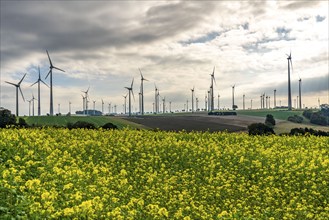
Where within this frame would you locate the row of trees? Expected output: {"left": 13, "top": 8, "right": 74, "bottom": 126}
{"left": 0, "top": 108, "right": 117, "bottom": 129}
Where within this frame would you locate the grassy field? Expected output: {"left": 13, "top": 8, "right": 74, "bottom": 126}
{"left": 236, "top": 109, "right": 304, "bottom": 120}
{"left": 21, "top": 115, "right": 145, "bottom": 129}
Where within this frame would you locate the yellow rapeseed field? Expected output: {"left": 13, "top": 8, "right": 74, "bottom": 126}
{"left": 1, "top": 128, "right": 328, "bottom": 219}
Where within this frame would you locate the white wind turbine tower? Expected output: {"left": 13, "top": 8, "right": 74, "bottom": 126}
{"left": 101, "top": 99, "right": 104, "bottom": 114}
{"left": 82, "top": 87, "right": 90, "bottom": 114}
{"left": 210, "top": 66, "right": 216, "bottom": 111}
{"left": 125, "top": 78, "right": 134, "bottom": 116}
{"left": 45, "top": 50, "right": 65, "bottom": 116}
{"left": 286, "top": 52, "right": 293, "bottom": 110}
{"left": 123, "top": 94, "right": 127, "bottom": 114}
{"left": 231, "top": 85, "right": 236, "bottom": 110}
{"left": 31, "top": 94, "right": 37, "bottom": 116}
{"left": 139, "top": 68, "right": 148, "bottom": 115}
{"left": 299, "top": 78, "right": 302, "bottom": 109}
{"left": 31, "top": 66, "right": 49, "bottom": 116}
{"left": 5, "top": 73, "right": 26, "bottom": 116}
{"left": 191, "top": 86, "right": 195, "bottom": 113}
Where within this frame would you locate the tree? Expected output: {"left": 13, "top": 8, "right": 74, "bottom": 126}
{"left": 265, "top": 114, "right": 276, "bottom": 127}
{"left": 0, "top": 108, "right": 16, "bottom": 128}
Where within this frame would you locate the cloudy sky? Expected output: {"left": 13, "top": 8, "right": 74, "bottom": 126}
{"left": 1, "top": 0, "right": 328, "bottom": 115}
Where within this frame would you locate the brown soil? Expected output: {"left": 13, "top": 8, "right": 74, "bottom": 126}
{"left": 124, "top": 114, "right": 267, "bottom": 132}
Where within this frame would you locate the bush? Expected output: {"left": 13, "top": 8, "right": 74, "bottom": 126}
{"left": 290, "top": 127, "right": 329, "bottom": 136}
{"left": 303, "top": 110, "right": 313, "bottom": 119}
{"left": 67, "top": 121, "right": 96, "bottom": 129}
{"left": 265, "top": 114, "right": 276, "bottom": 127}
{"left": 248, "top": 123, "right": 275, "bottom": 135}
{"left": 101, "top": 122, "right": 118, "bottom": 130}
{"left": 287, "top": 115, "right": 303, "bottom": 123}
{"left": 208, "top": 111, "right": 237, "bottom": 116}
{"left": 18, "top": 118, "right": 29, "bottom": 128}
{"left": 310, "top": 112, "right": 329, "bottom": 126}
{"left": 0, "top": 108, "right": 16, "bottom": 128}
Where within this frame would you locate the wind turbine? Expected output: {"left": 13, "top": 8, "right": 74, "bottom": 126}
{"left": 299, "top": 78, "right": 302, "bottom": 109}
{"left": 125, "top": 78, "right": 134, "bottom": 116}
{"left": 231, "top": 85, "right": 235, "bottom": 110}
{"left": 139, "top": 68, "right": 148, "bottom": 115}
{"left": 27, "top": 99, "right": 32, "bottom": 116}
{"left": 101, "top": 99, "right": 104, "bottom": 114}
{"left": 5, "top": 73, "right": 26, "bottom": 116}
{"left": 274, "top": 89, "right": 277, "bottom": 108}
{"left": 45, "top": 50, "right": 65, "bottom": 116}
{"left": 154, "top": 84, "right": 158, "bottom": 114}
{"left": 286, "top": 52, "right": 293, "bottom": 110}
{"left": 93, "top": 100, "right": 96, "bottom": 115}
{"left": 82, "top": 87, "right": 90, "bottom": 114}
{"left": 243, "top": 94, "right": 245, "bottom": 110}
{"left": 31, "top": 66, "right": 49, "bottom": 116}
{"left": 210, "top": 66, "right": 216, "bottom": 111}
{"left": 31, "top": 94, "right": 37, "bottom": 116}
{"left": 191, "top": 86, "right": 195, "bottom": 113}
{"left": 123, "top": 94, "right": 127, "bottom": 114}
{"left": 162, "top": 96, "right": 166, "bottom": 114}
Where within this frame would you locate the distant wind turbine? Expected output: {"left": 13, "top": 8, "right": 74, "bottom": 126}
{"left": 5, "top": 73, "right": 26, "bottom": 116}
{"left": 231, "top": 85, "right": 235, "bottom": 110}
{"left": 31, "top": 94, "right": 37, "bottom": 116}
{"left": 123, "top": 94, "right": 127, "bottom": 114}
{"left": 101, "top": 99, "right": 104, "bottom": 114}
{"left": 45, "top": 50, "right": 65, "bottom": 116}
{"left": 125, "top": 78, "right": 134, "bottom": 116}
{"left": 299, "top": 78, "right": 302, "bottom": 109}
{"left": 31, "top": 66, "right": 49, "bottom": 116}
{"left": 286, "top": 52, "right": 293, "bottom": 110}
{"left": 139, "top": 68, "right": 148, "bottom": 115}
{"left": 210, "top": 66, "right": 216, "bottom": 111}
{"left": 191, "top": 86, "right": 195, "bottom": 113}
{"left": 82, "top": 87, "right": 90, "bottom": 114}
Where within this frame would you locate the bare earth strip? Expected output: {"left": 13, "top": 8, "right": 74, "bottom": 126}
{"left": 124, "top": 115, "right": 269, "bottom": 132}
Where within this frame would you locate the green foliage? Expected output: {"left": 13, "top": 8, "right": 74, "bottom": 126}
{"left": 18, "top": 118, "right": 29, "bottom": 128}
{"left": 310, "top": 112, "right": 329, "bottom": 126}
{"left": 0, "top": 108, "right": 16, "bottom": 128}
{"left": 101, "top": 122, "right": 118, "bottom": 130}
{"left": 303, "top": 109, "right": 329, "bottom": 126}
{"left": 290, "top": 127, "right": 329, "bottom": 136}
{"left": 248, "top": 123, "right": 275, "bottom": 135}
{"left": 265, "top": 114, "right": 276, "bottom": 127}
{"left": 67, "top": 121, "right": 96, "bottom": 129}
{"left": 287, "top": 115, "right": 304, "bottom": 123}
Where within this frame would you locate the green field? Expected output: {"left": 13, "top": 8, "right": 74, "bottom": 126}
{"left": 21, "top": 116, "right": 145, "bottom": 129}
{"left": 236, "top": 109, "right": 304, "bottom": 120}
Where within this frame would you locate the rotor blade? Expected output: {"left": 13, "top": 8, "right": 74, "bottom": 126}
{"left": 53, "top": 66, "right": 65, "bottom": 72}
{"left": 38, "top": 66, "right": 41, "bottom": 79}
{"left": 5, "top": 81, "right": 17, "bottom": 86}
{"left": 18, "top": 73, "right": 27, "bottom": 85}
{"left": 45, "top": 69, "right": 51, "bottom": 79}
{"left": 139, "top": 68, "right": 143, "bottom": 79}
{"left": 19, "top": 87, "right": 25, "bottom": 101}
{"left": 87, "top": 86, "right": 90, "bottom": 93}
{"left": 131, "top": 89, "right": 135, "bottom": 101}
{"left": 131, "top": 78, "right": 134, "bottom": 88}
{"left": 46, "top": 50, "right": 53, "bottom": 67}
{"left": 30, "top": 81, "right": 38, "bottom": 87}
{"left": 40, "top": 79, "right": 50, "bottom": 88}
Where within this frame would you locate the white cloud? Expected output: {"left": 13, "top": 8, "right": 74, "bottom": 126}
{"left": 0, "top": 1, "right": 328, "bottom": 115}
